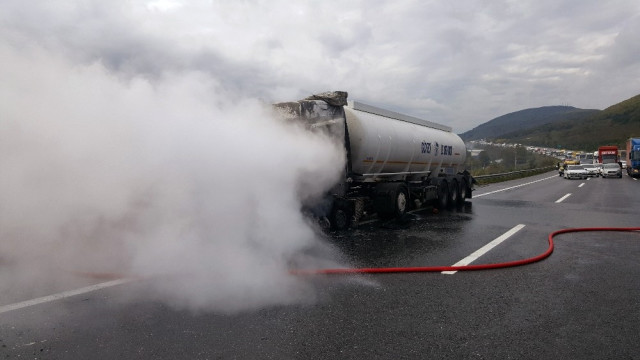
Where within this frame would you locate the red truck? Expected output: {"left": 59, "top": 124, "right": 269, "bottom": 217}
{"left": 598, "top": 145, "right": 619, "bottom": 164}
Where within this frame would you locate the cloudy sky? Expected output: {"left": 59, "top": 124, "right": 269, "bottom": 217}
{"left": 2, "top": 0, "right": 639, "bottom": 133}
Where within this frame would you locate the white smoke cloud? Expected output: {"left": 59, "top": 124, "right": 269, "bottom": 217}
{"left": 0, "top": 41, "right": 347, "bottom": 313}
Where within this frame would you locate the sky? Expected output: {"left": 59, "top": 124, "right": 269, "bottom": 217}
{"left": 1, "top": 0, "right": 640, "bottom": 313}
{"left": 2, "top": 0, "right": 639, "bottom": 133}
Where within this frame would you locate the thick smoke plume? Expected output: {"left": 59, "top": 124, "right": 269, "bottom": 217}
{"left": 0, "top": 42, "right": 346, "bottom": 313}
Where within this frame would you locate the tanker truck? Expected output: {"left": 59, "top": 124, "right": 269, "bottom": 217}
{"left": 274, "top": 91, "right": 474, "bottom": 230}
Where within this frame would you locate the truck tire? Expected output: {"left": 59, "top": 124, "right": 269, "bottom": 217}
{"left": 375, "top": 183, "right": 409, "bottom": 219}
{"left": 394, "top": 184, "right": 409, "bottom": 217}
{"left": 331, "top": 208, "right": 350, "bottom": 230}
{"left": 330, "top": 201, "right": 351, "bottom": 230}
{"left": 436, "top": 180, "right": 449, "bottom": 210}
{"left": 449, "top": 179, "right": 459, "bottom": 207}
{"left": 458, "top": 179, "right": 468, "bottom": 205}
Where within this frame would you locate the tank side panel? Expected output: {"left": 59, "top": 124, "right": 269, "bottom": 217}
{"left": 345, "top": 107, "right": 466, "bottom": 178}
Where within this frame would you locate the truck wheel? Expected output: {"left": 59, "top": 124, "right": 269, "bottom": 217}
{"left": 374, "top": 183, "right": 408, "bottom": 219}
{"left": 330, "top": 203, "right": 351, "bottom": 231}
{"left": 394, "top": 184, "right": 409, "bottom": 217}
{"left": 436, "top": 181, "right": 449, "bottom": 210}
{"left": 331, "top": 208, "right": 349, "bottom": 230}
{"left": 458, "top": 179, "right": 468, "bottom": 205}
{"left": 449, "top": 179, "right": 459, "bottom": 207}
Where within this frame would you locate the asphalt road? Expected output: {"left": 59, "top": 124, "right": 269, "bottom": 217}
{"left": 2, "top": 171, "right": 639, "bottom": 359}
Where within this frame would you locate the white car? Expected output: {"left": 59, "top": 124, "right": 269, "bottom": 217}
{"left": 564, "top": 165, "right": 587, "bottom": 180}
{"left": 601, "top": 163, "right": 622, "bottom": 178}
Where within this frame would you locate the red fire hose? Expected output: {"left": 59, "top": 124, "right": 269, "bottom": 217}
{"left": 291, "top": 227, "right": 640, "bottom": 275}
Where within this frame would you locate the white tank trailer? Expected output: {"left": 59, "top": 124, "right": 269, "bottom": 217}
{"left": 274, "top": 91, "right": 475, "bottom": 230}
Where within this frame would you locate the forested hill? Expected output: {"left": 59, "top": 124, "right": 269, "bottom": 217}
{"left": 496, "top": 94, "right": 640, "bottom": 150}
{"left": 459, "top": 106, "right": 598, "bottom": 141}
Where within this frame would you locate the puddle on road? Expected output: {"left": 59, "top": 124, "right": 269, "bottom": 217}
{"left": 326, "top": 209, "right": 474, "bottom": 268}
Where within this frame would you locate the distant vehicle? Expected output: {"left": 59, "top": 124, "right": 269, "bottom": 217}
{"left": 619, "top": 150, "right": 627, "bottom": 164}
{"left": 577, "top": 152, "right": 593, "bottom": 164}
{"left": 601, "top": 163, "right": 622, "bottom": 178}
{"left": 626, "top": 138, "right": 640, "bottom": 178}
{"left": 620, "top": 160, "right": 627, "bottom": 169}
{"left": 598, "top": 145, "right": 619, "bottom": 164}
{"left": 564, "top": 165, "right": 587, "bottom": 180}
{"left": 584, "top": 153, "right": 595, "bottom": 164}
{"left": 582, "top": 163, "right": 600, "bottom": 177}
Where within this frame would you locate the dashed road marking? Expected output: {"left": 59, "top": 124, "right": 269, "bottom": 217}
{"left": 555, "top": 193, "right": 572, "bottom": 203}
{"left": 442, "top": 224, "right": 526, "bottom": 275}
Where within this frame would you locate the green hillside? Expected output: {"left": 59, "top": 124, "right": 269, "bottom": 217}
{"left": 502, "top": 94, "right": 640, "bottom": 150}
{"left": 459, "top": 106, "right": 598, "bottom": 141}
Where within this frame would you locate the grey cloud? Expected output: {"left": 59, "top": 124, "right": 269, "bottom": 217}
{"left": 607, "top": 17, "right": 640, "bottom": 69}
{"left": 2, "top": 0, "right": 639, "bottom": 132}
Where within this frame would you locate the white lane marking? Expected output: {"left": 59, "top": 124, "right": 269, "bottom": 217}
{"left": 474, "top": 175, "right": 557, "bottom": 198}
{"left": 555, "top": 193, "right": 572, "bottom": 203}
{"left": 0, "top": 278, "right": 133, "bottom": 315}
{"left": 442, "top": 224, "right": 526, "bottom": 275}
{"left": 578, "top": 183, "right": 585, "bottom": 188}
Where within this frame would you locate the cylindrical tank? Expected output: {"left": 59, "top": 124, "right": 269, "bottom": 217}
{"left": 344, "top": 101, "right": 466, "bottom": 181}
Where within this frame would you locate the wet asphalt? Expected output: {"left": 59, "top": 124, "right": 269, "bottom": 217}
{"left": 2, "top": 171, "right": 639, "bottom": 359}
